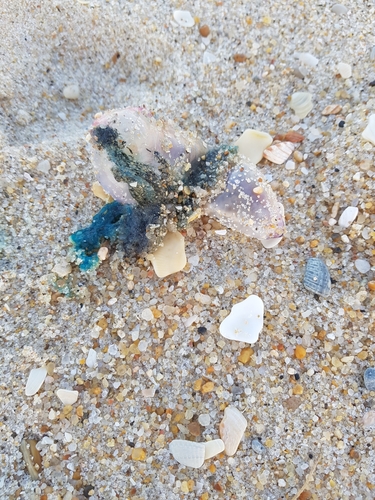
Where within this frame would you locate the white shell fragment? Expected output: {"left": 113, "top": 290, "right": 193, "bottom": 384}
{"left": 260, "top": 236, "right": 283, "bottom": 248}
{"left": 290, "top": 92, "right": 313, "bottom": 119}
{"left": 337, "top": 62, "right": 352, "bottom": 79}
{"left": 219, "top": 406, "right": 247, "bottom": 456}
{"left": 86, "top": 349, "right": 97, "bottom": 368}
{"left": 169, "top": 440, "right": 206, "bottom": 468}
{"left": 362, "top": 114, "right": 375, "bottom": 146}
{"left": 56, "top": 389, "right": 79, "bottom": 405}
{"left": 338, "top": 206, "right": 358, "bottom": 228}
{"left": 204, "top": 439, "right": 225, "bottom": 460}
{"left": 63, "top": 84, "right": 80, "bottom": 100}
{"left": 219, "top": 295, "right": 264, "bottom": 344}
{"left": 52, "top": 260, "right": 72, "bottom": 277}
{"left": 263, "top": 141, "right": 295, "bottom": 164}
{"left": 25, "top": 367, "right": 47, "bottom": 396}
{"left": 234, "top": 129, "right": 273, "bottom": 164}
{"left": 303, "top": 258, "right": 331, "bottom": 297}
{"left": 148, "top": 231, "right": 186, "bottom": 278}
{"left": 173, "top": 10, "right": 195, "bottom": 28}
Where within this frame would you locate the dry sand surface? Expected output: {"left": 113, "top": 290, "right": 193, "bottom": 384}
{"left": 1, "top": 0, "right": 375, "bottom": 499}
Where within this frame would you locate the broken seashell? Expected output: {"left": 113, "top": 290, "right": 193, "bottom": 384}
{"left": 338, "top": 206, "right": 358, "bottom": 228}
{"left": 169, "top": 439, "right": 206, "bottom": 468}
{"left": 263, "top": 141, "right": 295, "bottom": 164}
{"left": 234, "top": 129, "right": 273, "bottom": 164}
{"left": 219, "top": 295, "right": 264, "bottom": 344}
{"left": 303, "top": 258, "right": 331, "bottom": 297}
{"left": 322, "top": 104, "right": 342, "bottom": 116}
{"left": 204, "top": 439, "right": 225, "bottom": 459}
{"left": 362, "top": 114, "right": 375, "bottom": 146}
{"left": 206, "top": 161, "right": 285, "bottom": 241}
{"left": 92, "top": 181, "right": 113, "bottom": 203}
{"left": 337, "top": 62, "right": 352, "bottom": 79}
{"left": 148, "top": 231, "right": 186, "bottom": 278}
{"left": 56, "top": 389, "right": 79, "bottom": 405}
{"left": 273, "top": 131, "right": 305, "bottom": 143}
{"left": 173, "top": 10, "right": 195, "bottom": 28}
{"left": 295, "top": 52, "right": 319, "bottom": 67}
{"left": 290, "top": 92, "right": 313, "bottom": 119}
{"left": 219, "top": 406, "right": 247, "bottom": 456}
{"left": 25, "top": 367, "right": 47, "bottom": 396}
{"left": 20, "top": 439, "right": 42, "bottom": 480}
{"left": 260, "top": 236, "right": 283, "bottom": 248}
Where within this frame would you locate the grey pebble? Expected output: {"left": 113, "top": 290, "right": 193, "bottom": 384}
{"left": 251, "top": 439, "right": 266, "bottom": 454}
{"left": 303, "top": 258, "right": 331, "bottom": 297}
{"left": 364, "top": 368, "right": 375, "bottom": 391}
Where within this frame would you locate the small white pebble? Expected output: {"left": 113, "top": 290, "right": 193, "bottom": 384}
{"left": 355, "top": 259, "right": 370, "bottom": 274}
{"left": 278, "top": 479, "right": 286, "bottom": 487}
{"left": 337, "top": 62, "right": 352, "bottom": 79}
{"left": 173, "top": 10, "right": 195, "bottom": 28}
{"left": 138, "top": 340, "right": 148, "bottom": 352}
{"left": 16, "top": 109, "right": 31, "bottom": 126}
{"left": 331, "top": 3, "right": 348, "bottom": 15}
{"left": 107, "top": 297, "right": 117, "bottom": 306}
{"left": 98, "top": 247, "right": 109, "bottom": 261}
{"left": 203, "top": 51, "right": 217, "bottom": 64}
{"left": 142, "top": 387, "right": 156, "bottom": 397}
{"left": 285, "top": 160, "right": 295, "bottom": 170}
{"left": 52, "top": 260, "right": 72, "bottom": 278}
{"left": 141, "top": 308, "right": 154, "bottom": 321}
{"left": 37, "top": 159, "right": 51, "bottom": 173}
{"left": 63, "top": 84, "right": 80, "bottom": 100}
{"left": 198, "top": 414, "right": 211, "bottom": 426}
{"left": 56, "top": 389, "right": 79, "bottom": 405}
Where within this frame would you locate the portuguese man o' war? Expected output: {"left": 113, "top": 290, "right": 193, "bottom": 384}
{"left": 70, "top": 107, "right": 286, "bottom": 271}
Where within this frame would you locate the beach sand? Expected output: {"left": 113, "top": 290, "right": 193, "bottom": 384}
{"left": 1, "top": 1, "right": 375, "bottom": 498}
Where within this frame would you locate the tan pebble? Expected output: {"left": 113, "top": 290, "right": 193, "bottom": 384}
{"left": 193, "top": 379, "right": 203, "bottom": 391}
{"left": 274, "top": 131, "right": 305, "bottom": 143}
{"left": 293, "top": 384, "right": 304, "bottom": 395}
{"left": 92, "top": 181, "right": 113, "bottom": 202}
{"left": 188, "top": 421, "right": 201, "bottom": 437}
{"left": 233, "top": 54, "right": 247, "bottom": 63}
{"left": 295, "top": 345, "right": 306, "bottom": 359}
{"left": 295, "top": 236, "right": 305, "bottom": 245}
{"left": 238, "top": 346, "right": 254, "bottom": 364}
{"left": 199, "top": 24, "right": 210, "bottom": 37}
{"left": 201, "top": 381, "right": 215, "bottom": 393}
{"left": 357, "top": 351, "right": 368, "bottom": 360}
{"left": 131, "top": 448, "right": 146, "bottom": 461}
{"left": 368, "top": 281, "right": 375, "bottom": 291}
{"left": 97, "top": 247, "right": 109, "bottom": 261}
{"left": 322, "top": 104, "right": 342, "bottom": 115}
{"left": 284, "top": 396, "right": 302, "bottom": 411}
{"left": 293, "top": 150, "right": 304, "bottom": 163}
{"left": 310, "top": 239, "right": 319, "bottom": 248}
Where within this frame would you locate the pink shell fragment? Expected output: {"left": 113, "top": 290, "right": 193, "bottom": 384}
{"left": 263, "top": 141, "right": 295, "bottom": 165}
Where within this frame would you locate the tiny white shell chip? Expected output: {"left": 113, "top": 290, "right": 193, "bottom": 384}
{"left": 338, "top": 206, "right": 358, "bottom": 228}
{"left": 235, "top": 129, "right": 273, "bottom": 164}
{"left": 260, "top": 236, "right": 283, "bottom": 248}
{"left": 204, "top": 439, "right": 225, "bottom": 459}
{"left": 37, "top": 160, "right": 51, "bottom": 173}
{"left": 25, "top": 367, "right": 47, "bottom": 396}
{"left": 337, "top": 62, "right": 352, "bottom": 79}
{"left": 86, "top": 348, "right": 97, "bottom": 368}
{"left": 219, "top": 406, "right": 247, "bottom": 456}
{"left": 355, "top": 259, "right": 370, "bottom": 274}
{"left": 52, "top": 260, "right": 72, "bottom": 278}
{"left": 148, "top": 231, "right": 187, "bottom": 278}
{"left": 331, "top": 3, "right": 348, "bottom": 15}
{"left": 173, "top": 10, "right": 195, "bottom": 28}
{"left": 362, "top": 114, "right": 375, "bottom": 146}
{"left": 169, "top": 439, "right": 206, "bottom": 468}
{"left": 295, "top": 52, "right": 319, "bottom": 67}
{"left": 63, "top": 84, "right": 80, "bottom": 100}
{"left": 290, "top": 92, "right": 313, "bottom": 119}
{"left": 220, "top": 295, "right": 264, "bottom": 344}
{"left": 56, "top": 389, "right": 79, "bottom": 405}
{"left": 263, "top": 141, "right": 295, "bottom": 164}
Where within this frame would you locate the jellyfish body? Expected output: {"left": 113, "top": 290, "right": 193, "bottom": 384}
{"left": 70, "top": 107, "right": 286, "bottom": 270}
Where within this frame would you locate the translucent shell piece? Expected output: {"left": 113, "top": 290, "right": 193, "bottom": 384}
{"left": 25, "top": 367, "right": 47, "bottom": 396}
{"left": 205, "top": 161, "right": 285, "bottom": 240}
{"left": 234, "top": 129, "right": 273, "bottom": 164}
{"left": 290, "top": 92, "right": 313, "bottom": 119}
{"left": 90, "top": 107, "right": 207, "bottom": 203}
{"left": 362, "top": 114, "right": 375, "bottom": 146}
{"left": 169, "top": 440, "right": 206, "bottom": 468}
{"left": 148, "top": 231, "right": 187, "bottom": 278}
{"left": 204, "top": 439, "right": 225, "bottom": 459}
{"left": 219, "top": 406, "right": 247, "bottom": 456}
{"left": 303, "top": 258, "right": 331, "bottom": 297}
